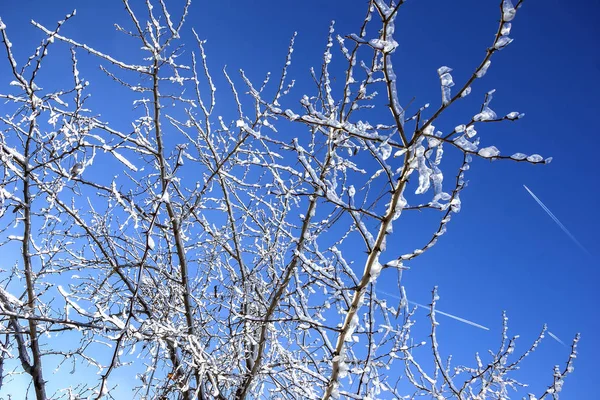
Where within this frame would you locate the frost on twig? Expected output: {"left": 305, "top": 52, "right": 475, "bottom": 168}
{"left": 0, "top": 0, "right": 576, "bottom": 399}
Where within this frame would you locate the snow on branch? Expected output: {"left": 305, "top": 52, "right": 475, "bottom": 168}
{"left": 0, "top": 0, "right": 577, "bottom": 399}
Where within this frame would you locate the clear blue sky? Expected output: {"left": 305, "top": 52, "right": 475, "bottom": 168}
{"left": 1, "top": 0, "right": 598, "bottom": 398}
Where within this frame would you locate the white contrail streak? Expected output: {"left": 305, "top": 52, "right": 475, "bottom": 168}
{"left": 523, "top": 185, "right": 590, "bottom": 255}
{"left": 547, "top": 331, "right": 566, "bottom": 346}
{"left": 411, "top": 301, "right": 490, "bottom": 331}
{"left": 377, "top": 290, "right": 489, "bottom": 331}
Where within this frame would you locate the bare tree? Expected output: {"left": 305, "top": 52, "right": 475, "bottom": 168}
{"left": 0, "top": 0, "right": 578, "bottom": 399}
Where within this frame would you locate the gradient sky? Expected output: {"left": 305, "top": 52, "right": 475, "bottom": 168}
{"left": 1, "top": 0, "right": 598, "bottom": 398}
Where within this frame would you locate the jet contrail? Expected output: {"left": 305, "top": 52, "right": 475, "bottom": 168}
{"left": 411, "top": 301, "right": 490, "bottom": 331}
{"left": 523, "top": 185, "right": 590, "bottom": 255}
{"left": 377, "top": 290, "right": 489, "bottom": 331}
{"left": 547, "top": 331, "right": 566, "bottom": 346}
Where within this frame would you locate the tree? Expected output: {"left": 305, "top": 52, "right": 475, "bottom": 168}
{"left": 0, "top": 0, "right": 578, "bottom": 399}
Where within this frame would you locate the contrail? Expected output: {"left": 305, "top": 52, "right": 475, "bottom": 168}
{"left": 377, "top": 290, "right": 489, "bottom": 331}
{"left": 378, "top": 289, "right": 567, "bottom": 342}
{"left": 411, "top": 301, "right": 490, "bottom": 331}
{"left": 547, "top": 331, "right": 566, "bottom": 346}
{"left": 523, "top": 185, "right": 590, "bottom": 255}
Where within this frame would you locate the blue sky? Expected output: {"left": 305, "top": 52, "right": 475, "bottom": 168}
{"left": 1, "top": 0, "right": 598, "bottom": 398}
